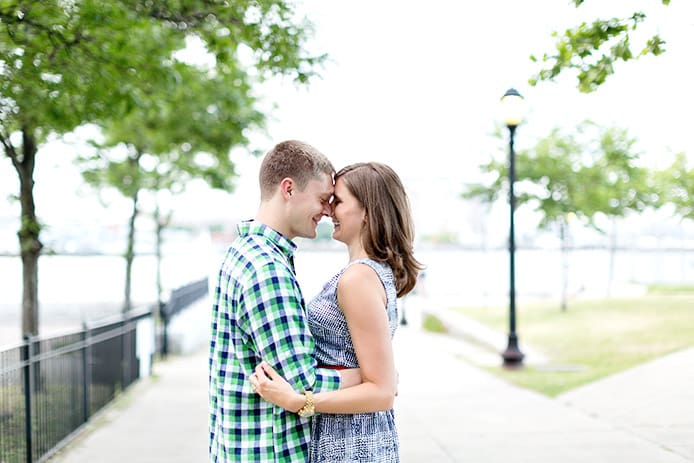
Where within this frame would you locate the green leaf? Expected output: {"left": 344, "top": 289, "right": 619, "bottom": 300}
{"left": 530, "top": 5, "right": 671, "bottom": 92}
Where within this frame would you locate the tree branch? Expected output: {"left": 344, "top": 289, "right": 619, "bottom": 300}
{"left": 0, "top": 130, "right": 20, "bottom": 171}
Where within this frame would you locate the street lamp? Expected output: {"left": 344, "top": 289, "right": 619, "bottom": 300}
{"left": 500, "top": 88, "right": 525, "bottom": 368}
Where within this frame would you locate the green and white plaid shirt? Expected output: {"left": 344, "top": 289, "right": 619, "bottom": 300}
{"left": 209, "top": 221, "right": 341, "bottom": 462}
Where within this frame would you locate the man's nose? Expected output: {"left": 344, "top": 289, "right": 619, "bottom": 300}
{"left": 322, "top": 202, "right": 332, "bottom": 217}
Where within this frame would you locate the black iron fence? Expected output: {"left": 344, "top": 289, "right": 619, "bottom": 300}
{"left": 0, "top": 307, "right": 153, "bottom": 463}
{"left": 0, "top": 277, "right": 209, "bottom": 463}
{"left": 159, "top": 277, "right": 209, "bottom": 356}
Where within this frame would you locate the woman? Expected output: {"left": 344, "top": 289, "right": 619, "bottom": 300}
{"left": 250, "top": 162, "right": 424, "bottom": 462}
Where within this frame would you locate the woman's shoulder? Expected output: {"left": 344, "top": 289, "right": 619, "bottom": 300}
{"left": 339, "top": 259, "right": 392, "bottom": 288}
{"left": 347, "top": 257, "right": 391, "bottom": 273}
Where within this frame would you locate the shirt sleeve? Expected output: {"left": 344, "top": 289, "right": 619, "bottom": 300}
{"left": 244, "top": 261, "right": 341, "bottom": 393}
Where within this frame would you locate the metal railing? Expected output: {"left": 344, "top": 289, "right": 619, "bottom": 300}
{"left": 0, "top": 308, "right": 152, "bottom": 463}
{"left": 0, "top": 277, "right": 208, "bottom": 463}
{"left": 159, "top": 277, "right": 208, "bottom": 356}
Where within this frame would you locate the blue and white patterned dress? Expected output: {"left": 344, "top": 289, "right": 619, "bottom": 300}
{"left": 307, "top": 258, "right": 400, "bottom": 462}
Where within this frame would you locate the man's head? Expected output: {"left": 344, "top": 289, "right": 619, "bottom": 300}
{"left": 257, "top": 140, "right": 335, "bottom": 240}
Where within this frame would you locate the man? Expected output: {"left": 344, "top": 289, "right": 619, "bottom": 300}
{"left": 209, "top": 140, "right": 357, "bottom": 462}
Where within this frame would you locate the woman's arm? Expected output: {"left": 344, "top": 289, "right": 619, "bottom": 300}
{"left": 250, "top": 263, "right": 397, "bottom": 414}
{"left": 313, "top": 263, "right": 397, "bottom": 412}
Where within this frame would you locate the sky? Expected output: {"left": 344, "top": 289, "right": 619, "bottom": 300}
{"left": 1, "top": 0, "right": 693, "bottom": 246}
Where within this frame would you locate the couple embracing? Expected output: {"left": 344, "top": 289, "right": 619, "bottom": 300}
{"left": 209, "top": 140, "right": 423, "bottom": 462}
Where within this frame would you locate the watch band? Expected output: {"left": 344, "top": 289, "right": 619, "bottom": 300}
{"left": 297, "top": 390, "right": 315, "bottom": 418}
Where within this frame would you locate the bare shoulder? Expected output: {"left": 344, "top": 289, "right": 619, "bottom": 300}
{"left": 338, "top": 262, "right": 381, "bottom": 291}
{"left": 337, "top": 262, "right": 386, "bottom": 311}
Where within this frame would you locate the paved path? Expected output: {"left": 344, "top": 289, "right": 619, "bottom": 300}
{"left": 48, "top": 347, "right": 209, "bottom": 463}
{"left": 558, "top": 346, "right": 694, "bottom": 460}
{"left": 394, "top": 329, "right": 693, "bottom": 462}
{"left": 47, "top": 324, "right": 693, "bottom": 462}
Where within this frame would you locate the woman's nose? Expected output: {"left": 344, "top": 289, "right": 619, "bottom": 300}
{"left": 322, "top": 202, "right": 332, "bottom": 217}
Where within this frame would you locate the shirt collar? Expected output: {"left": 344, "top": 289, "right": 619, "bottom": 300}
{"left": 237, "top": 220, "right": 297, "bottom": 258}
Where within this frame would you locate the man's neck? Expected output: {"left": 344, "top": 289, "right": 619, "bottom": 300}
{"left": 256, "top": 201, "right": 292, "bottom": 240}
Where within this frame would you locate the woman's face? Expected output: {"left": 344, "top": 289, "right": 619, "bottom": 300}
{"left": 331, "top": 177, "right": 366, "bottom": 245}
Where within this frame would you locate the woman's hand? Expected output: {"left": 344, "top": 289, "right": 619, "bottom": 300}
{"left": 249, "top": 361, "right": 305, "bottom": 412}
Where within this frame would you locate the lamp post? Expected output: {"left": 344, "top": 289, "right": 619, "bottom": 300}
{"left": 400, "top": 297, "right": 408, "bottom": 326}
{"left": 500, "top": 88, "right": 525, "bottom": 368}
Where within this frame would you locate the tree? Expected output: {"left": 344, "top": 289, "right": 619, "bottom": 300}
{"left": 578, "top": 123, "right": 656, "bottom": 295}
{"left": 80, "top": 61, "right": 263, "bottom": 311}
{"left": 530, "top": 0, "right": 671, "bottom": 92}
{"left": 656, "top": 152, "right": 694, "bottom": 220}
{"left": 463, "top": 122, "right": 655, "bottom": 309}
{"left": 1, "top": 1, "right": 172, "bottom": 337}
{"left": 1, "top": 1, "right": 323, "bottom": 337}
{"left": 464, "top": 127, "right": 590, "bottom": 310}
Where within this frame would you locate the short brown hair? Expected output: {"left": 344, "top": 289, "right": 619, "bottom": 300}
{"left": 259, "top": 140, "right": 335, "bottom": 199}
{"left": 335, "top": 162, "right": 424, "bottom": 297}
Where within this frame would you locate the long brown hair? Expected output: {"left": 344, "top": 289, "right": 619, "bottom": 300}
{"left": 336, "top": 162, "right": 424, "bottom": 297}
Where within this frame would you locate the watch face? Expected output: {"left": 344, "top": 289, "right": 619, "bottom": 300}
{"left": 298, "top": 391, "right": 315, "bottom": 417}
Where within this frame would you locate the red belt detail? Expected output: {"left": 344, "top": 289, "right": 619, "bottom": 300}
{"left": 318, "top": 364, "right": 347, "bottom": 370}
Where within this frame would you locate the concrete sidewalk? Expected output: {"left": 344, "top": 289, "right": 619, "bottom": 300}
{"left": 47, "top": 325, "right": 694, "bottom": 462}
{"left": 48, "top": 347, "right": 209, "bottom": 462}
{"left": 394, "top": 328, "right": 693, "bottom": 462}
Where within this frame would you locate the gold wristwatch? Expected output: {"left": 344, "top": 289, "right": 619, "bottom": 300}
{"left": 297, "top": 391, "right": 315, "bottom": 418}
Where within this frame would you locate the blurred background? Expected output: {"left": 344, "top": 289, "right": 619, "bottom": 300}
{"left": 2, "top": 0, "right": 693, "bottom": 345}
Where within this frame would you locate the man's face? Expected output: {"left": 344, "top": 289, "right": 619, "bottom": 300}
{"left": 287, "top": 173, "right": 334, "bottom": 240}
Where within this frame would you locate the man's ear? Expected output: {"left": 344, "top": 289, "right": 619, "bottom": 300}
{"left": 279, "top": 177, "right": 294, "bottom": 199}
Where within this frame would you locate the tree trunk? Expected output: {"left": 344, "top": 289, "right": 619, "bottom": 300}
{"left": 122, "top": 148, "right": 145, "bottom": 313}
{"left": 607, "top": 217, "right": 617, "bottom": 298}
{"left": 560, "top": 220, "right": 569, "bottom": 312}
{"left": 8, "top": 127, "right": 43, "bottom": 338}
{"left": 123, "top": 189, "right": 139, "bottom": 313}
{"left": 154, "top": 202, "right": 164, "bottom": 312}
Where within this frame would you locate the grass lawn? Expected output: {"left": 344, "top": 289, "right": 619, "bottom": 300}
{"left": 452, "top": 292, "right": 694, "bottom": 397}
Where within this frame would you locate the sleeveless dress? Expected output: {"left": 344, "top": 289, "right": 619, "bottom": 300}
{"left": 307, "top": 258, "right": 400, "bottom": 462}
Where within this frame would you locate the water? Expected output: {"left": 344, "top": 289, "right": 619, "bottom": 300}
{"left": 2, "top": 246, "right": 692, "bottom": 345}
{"left": 302, "top": 246, "right": 693, "bottom": 301}
{"left": 0, "top": 252, "right": 218, "bottom": 345}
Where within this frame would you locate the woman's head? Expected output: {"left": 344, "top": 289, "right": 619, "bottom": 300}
{"left": 333, "top": 162, "right": 423, "bottom": 297}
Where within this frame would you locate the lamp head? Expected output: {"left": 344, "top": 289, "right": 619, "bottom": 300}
{"left": 500, "top": 88, "right": 525, "bottom": 128}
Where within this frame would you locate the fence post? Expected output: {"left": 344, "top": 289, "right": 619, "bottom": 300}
{"left": 159, "top": 277, "right": 208, "bottom": 358}
{"left": 161, "top": 309, "right": 169, "bottom": 358}
{"left": 81, "top": 322, "right": 90, "bottom": 423}
{"left": 120, "top": 318, "right": 126, "bottom": 391}
{"left": 123, "top": 318, "right": 132, "bottom": 387}
{"left": 22, "top": 337, "right": 33, "bottom": 463}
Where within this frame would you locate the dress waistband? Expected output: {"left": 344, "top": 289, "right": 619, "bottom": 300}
{"left": 318, "top": 364, "right": 347, "bottom": 370}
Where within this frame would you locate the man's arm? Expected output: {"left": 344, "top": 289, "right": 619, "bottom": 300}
{"left": 251, "top": 264, "right": 395, "bottom": 414}
{"left": 244, "top": 261, "right": 341, "bottom": 393}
